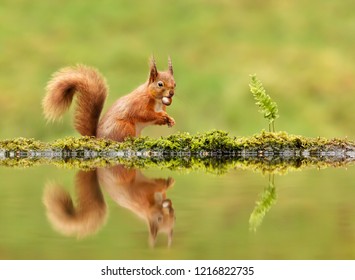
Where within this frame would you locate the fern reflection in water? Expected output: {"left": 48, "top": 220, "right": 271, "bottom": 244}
{"left": 1, "top": 134, "right": 355, "bottom": 250}
{"left": 1, "top": 75, "right": 354, "bottom": 239}
{"left": 1, "top": 133, "right": 354, "bottom": 237}
{"left": 249, "top": 174, "right": 277, "bottom": 232}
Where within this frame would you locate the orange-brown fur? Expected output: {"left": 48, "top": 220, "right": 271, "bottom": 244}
{"left": 43, "top": 170, "right": 107, "bottom": 238}
{"left": 43, "top": 166, "right": 175, "bottom": 246}
{"left": 43, "top": 58, "right": 175, "bottom": 141}
{"left": 98, "top": 165, "right": 175, "bottom": 247}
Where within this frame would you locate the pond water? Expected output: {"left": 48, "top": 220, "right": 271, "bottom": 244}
{"left": 0, "top": 152, "right": 354, "bottom": 260}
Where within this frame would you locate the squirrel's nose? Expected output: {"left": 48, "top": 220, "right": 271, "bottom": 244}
{"left": 168, "top": 90, "right": 174, "bottom": 97}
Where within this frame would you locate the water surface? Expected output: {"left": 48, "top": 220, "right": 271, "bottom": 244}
{"left": 0, "top": 152, "right": 354, "bottom": 259}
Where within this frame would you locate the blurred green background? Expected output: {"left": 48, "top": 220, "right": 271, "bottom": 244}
{"left": 0, "top": 0, "right": 354, "bottom": 140}
{"left": 1, "top": 0, "right": 355, "bottom": 260}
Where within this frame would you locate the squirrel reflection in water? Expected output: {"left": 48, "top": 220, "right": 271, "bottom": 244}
{"left": 43, "top": 165, "right": 175, "bottom": 247}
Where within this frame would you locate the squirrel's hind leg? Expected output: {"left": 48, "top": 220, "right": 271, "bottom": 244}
{"left": 99, "top": 121, "right": 135, "bottom": 142}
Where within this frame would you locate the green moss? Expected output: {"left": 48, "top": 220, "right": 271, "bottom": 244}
{"left": 57, "top": 136, "right": 126, "bottom": 150}
{"left": 1, "top": 130, "right": 353, "bottom": 152}
{"left": 1, "top": 130, "right": 354, "bottom": 173}
{"left": 0, "top": 137, "right": 45, "bottom": 151}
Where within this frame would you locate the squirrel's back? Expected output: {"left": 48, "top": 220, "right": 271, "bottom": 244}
{"left": 43, "top": 58, "right": 175, "bottom": 141}
{"left": 43, "top": 65, "right": 108, "bottom": 136}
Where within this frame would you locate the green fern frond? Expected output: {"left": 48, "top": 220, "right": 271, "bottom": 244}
{"left": 249, "top": 74, "right": 279, "bottom": 131}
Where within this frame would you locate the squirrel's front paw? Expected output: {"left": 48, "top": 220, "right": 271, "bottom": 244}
{"left": 156, "top": 113, "right": 175, "bottom": 126}
{"left": 167, "top": 116, "right": 175, "bottom": 127}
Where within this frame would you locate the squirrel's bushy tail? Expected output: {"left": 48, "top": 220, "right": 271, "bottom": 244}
{"left": 43, "top": 170, "right": 107, "bottom": 238}
{"left": 43, "top": 64, "right": 108, "bottom": 136}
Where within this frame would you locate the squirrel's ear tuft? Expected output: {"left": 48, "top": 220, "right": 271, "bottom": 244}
{"left": 168, "top": 56, "right": 173, "bottom": 75}
{"left": 149, "top": 56, "right": 158, "bottom": 84}
{"left": 168, "top": 228, "right": 173, "bottom": 247}
{"left": 149, "top": 221, "right": 158, "bottom": 247}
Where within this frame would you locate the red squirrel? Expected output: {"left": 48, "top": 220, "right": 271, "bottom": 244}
{"left": 43, "top": 166, "right": 175, "bottom": 246}
{"left": 43, "top": 57, "right": 176, "bottom": 141}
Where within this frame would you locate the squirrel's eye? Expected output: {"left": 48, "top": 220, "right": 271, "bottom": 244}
{"left": 157, "top": 81, "right": 164, "bottom": 87}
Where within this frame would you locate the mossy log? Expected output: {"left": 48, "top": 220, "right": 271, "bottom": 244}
{"left": 1, "top": 130, "right": 354, "bottom": 174}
